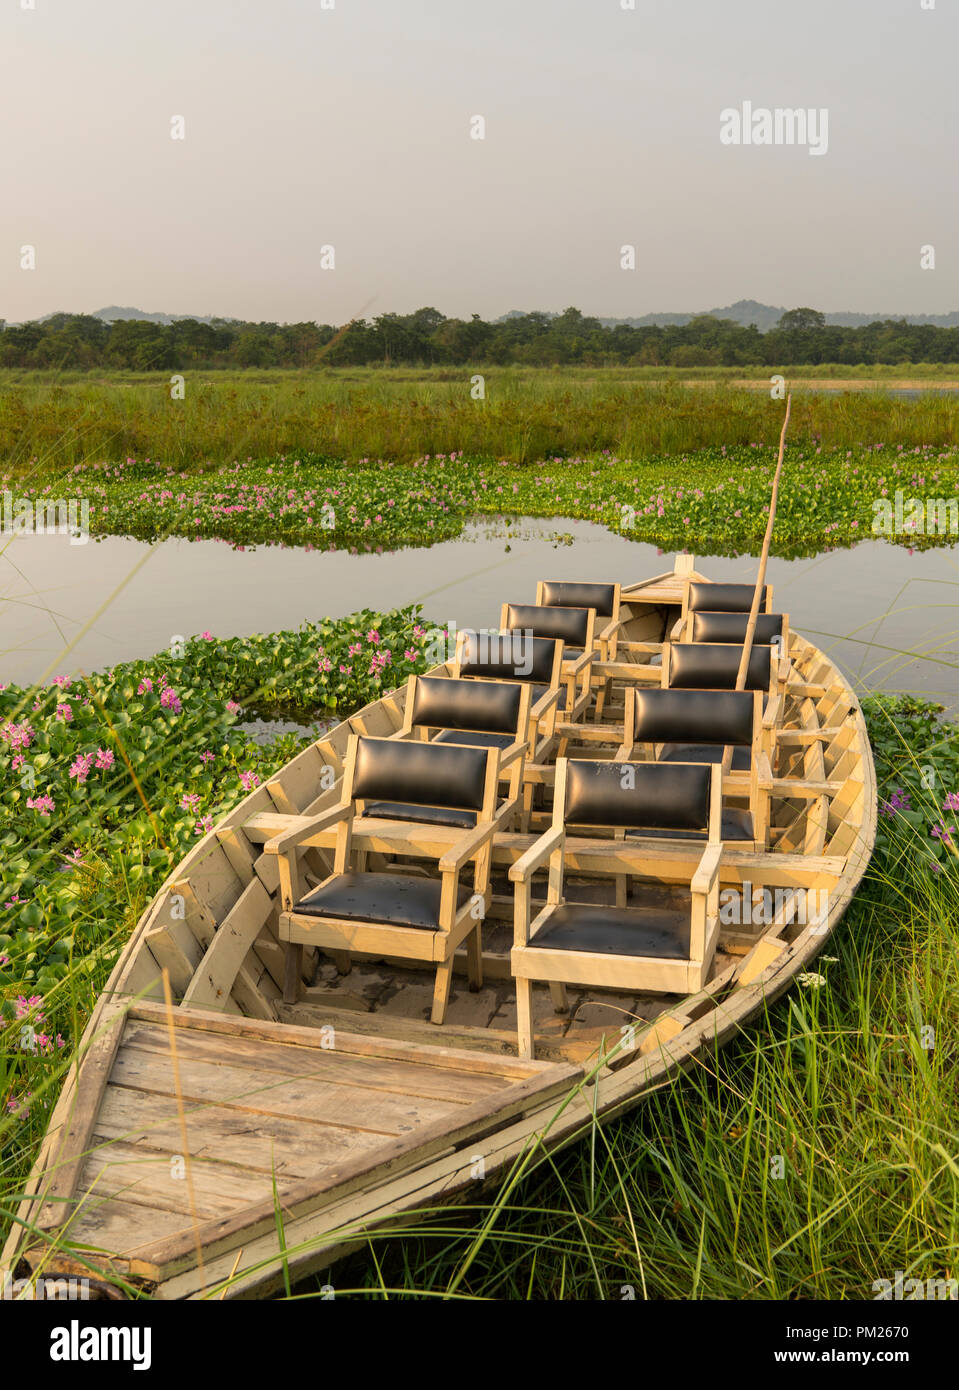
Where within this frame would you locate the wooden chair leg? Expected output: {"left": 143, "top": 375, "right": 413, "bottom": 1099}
{"left": 548, "top": 981, "right": 568, "bottom": 1014}
{"left": 466, "top": 925, "right": 483, "bottom": 992}
{"left": 330, "top": 950, "right": 352, "bottom": 975}
{"left": 283, "top": 942, "right": 303, "bottom": 1004}
{"left": 594, "top": 682, "right": 607, "bottom": 721}
{"left": 522, "top": 783, "right": 534, "bottom": 833}
{"left": 430, "top": 960, "right": 454, "bottom": 1025}
{"left": 516, "top": 978, "right": 534, "bottom": 1060}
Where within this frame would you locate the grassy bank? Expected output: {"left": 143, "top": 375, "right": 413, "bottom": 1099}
{"left": 3, "top": 369, "right": 959, "bottom": 469}
{"left": 1, "top": 617, "right": 956, "bottom": 1299}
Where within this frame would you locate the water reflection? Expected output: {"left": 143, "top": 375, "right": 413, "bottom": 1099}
{"left": 2, "top": 517, "right": 957, "bottom": 707}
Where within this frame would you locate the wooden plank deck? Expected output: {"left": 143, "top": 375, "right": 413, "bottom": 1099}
{"left": 45, "top": 1004, "right": 580, "bottom": 1278}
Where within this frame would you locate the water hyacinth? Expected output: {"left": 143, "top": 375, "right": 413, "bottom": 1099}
{"left": 7, "top": 441, "right": 959, "bottom": 558}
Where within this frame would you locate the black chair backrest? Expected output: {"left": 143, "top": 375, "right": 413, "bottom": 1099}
{"left": 633, "top": 688, "right": 755, "bottom": 747}
{"left": 541, "top": 581, "right": 616, "bottom": 618}
{"left": 670, "top": 642, "right": 771, "bottom": 692}
{"left": 504, "top": 603, "right": 591, "bottom": 648}
{"left": 411, "top": 675, "right": 522, "bottom": 735}
{"left": 564, "top": 759, "right": 711, "bottom": 834}
{"left": 459, "top": 631, "right": 559, "bottom": 685}
{"left": 690, "top": 611, "right": 784, "bottom": 644}
{"left": 688, "top": 582, "right": 769, "bottom": 614}
{"left": 353, "top": 737, "right": 488, "bottom": 812}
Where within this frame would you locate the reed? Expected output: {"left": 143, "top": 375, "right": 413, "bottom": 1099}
{"left": 2, "top": 369, "right": 959, "bottom": 471}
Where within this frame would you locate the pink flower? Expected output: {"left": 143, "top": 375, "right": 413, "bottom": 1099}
{"left": 366, "top": 629, "right": 380, "bottom": 645}
{"left": 2, "top": 722, "right": 34, "bottom": 752}
{"left": 51, "top": 675, "right": 72, "bottom": 690}
{"left": 199, "top": 750, "right": 215, "bottom": 764}
{"left": 348, "top": 642, "right": 362, "bottom": 657}
{"left": 239, "top": 770, "right": 260, "bottom": 791}
{"left": 194, "top": 814, "right": 214, "bottom": 836}
{"left": 943, "top": 792, "right": 959, "bottom": 812}
{"left": 55, "top": 703, "right": 73, "bottom": 722}
{"left": 180, "top": 792, "right": 201, "bottom": 811}
{"left": 26, "top": 793, "right": 55, "bottom": 816}
{"left": 318, "top": 656, "right": 332, "bottom": 673}
{"left": 225, "top": 700, "right": 242, "bottom": 715}
{"left": 95, "top": 747, "right": 114, "bottom": 770}
{"left": 69, "top": 752, "right": 94, "bottom": 784}
{"left": 404, "top": 648, "right": 418, "bottom": 662}
{"left": 137, "top": 678, "right": 154, "bottom": 694}
{"left": 160, "top": 687, "right": 182, "bottom": 714}
{"left": 200, "top": 631, "right": 214, "bottom": 640}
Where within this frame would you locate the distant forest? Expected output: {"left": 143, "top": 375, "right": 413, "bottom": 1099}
{"left": 3, "top": 306, "right": 959, "bottom": 369}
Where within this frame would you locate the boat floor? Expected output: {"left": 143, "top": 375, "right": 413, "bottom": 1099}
{"left": 280, "top": 910, "right": 739, "bottom": 1067}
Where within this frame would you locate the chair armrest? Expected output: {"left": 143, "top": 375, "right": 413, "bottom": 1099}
{"left": 265, "top": 802, "right": 350, "bottom": 855}
{"left": 598, "top": 616, "right": 623, "bottom": 643}
{"left": 530, "top": 685, "right": 562, "bottom": 720}
{"left": 757, "top": 750, "right": 775, "bottom": 790}
{"left": 564, "top": 649, "right": 595, "bottom": 675}
{"left": 691, "top": 843, "right": 723, "bottom": 895}
{"left": 499, "top": 739, "right": 526, "bottom": 768}
{"left": 762, "top": 695, "right": 781, "bottom": 730}
{"left": 438, "top": 819, "right": 498, "bottom": 873}
{"left": 509, "top": 825, "right": 565, "bottom": 883}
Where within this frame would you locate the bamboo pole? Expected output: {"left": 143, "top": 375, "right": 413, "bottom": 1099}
{"left": 721, "top": 394, "right": 792, "bottom": 777}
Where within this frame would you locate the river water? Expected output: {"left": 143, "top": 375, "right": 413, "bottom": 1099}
{"left": 2, "top": 517, "right": 957, "bottom": 706}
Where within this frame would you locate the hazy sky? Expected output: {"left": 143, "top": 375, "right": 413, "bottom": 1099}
{"left": 2, "top": 0, "right": 957, "bottom": 323}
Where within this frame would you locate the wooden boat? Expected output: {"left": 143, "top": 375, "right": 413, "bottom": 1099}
{"left": 2, "top": 557, "right": 877, "bottom": 1300}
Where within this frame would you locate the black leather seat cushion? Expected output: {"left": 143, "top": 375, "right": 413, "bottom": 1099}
{"left": 527, "top": 901, "right": 690, "bottom": 959}
{"left": 690, "top": 611, "right": 783, "bottom": 644}
{"left": 541, "top": 581, "right": 616, "bottom": 618}
{"left": 564, "top": 759, "right": 711, "bottom": 833}
{"left": 633, "top": 688, "right": 754, "bottom": 748}
{"left": 363, "top": 800, "right": 477, "bottom": 829}
{"left": 505, "top": 603, "right": 590, "bottom": 649}
{"left": 412, "top": 674, "right": 522, "bottom": 736}
{"left": 460, "top": 632, "right": 559, "bottom": 685}
{"left": 532, "top": 683, "right": 567, "bottom": 711}
{"left": 353, "top": 736, "right": 487, "bottom": 815}
{"left": 433, "top": 729, "right": 514, "bottom": 750}
{"left": 660, "top": 742, "right": 752, "bottom": 772}
{"left": 687, "top": 582, "right": 769, "bottom": 614}
{"left": 294, "top": 871, "right": 468, "bottom": 930}
{"left": 627, "top": 806, "right": 754, "bottom": 841}
{"left": 670, "top": 642, "right": 771, "bottom": 693}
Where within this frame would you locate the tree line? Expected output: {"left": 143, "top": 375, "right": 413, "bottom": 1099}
{"left": 2, "top": 305, "right": 958, "bottom": 369}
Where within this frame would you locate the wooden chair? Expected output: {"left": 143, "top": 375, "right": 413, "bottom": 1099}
{"left": 269, "top": 735, "right": 500, "bottom": 1023}
{"left": 394, "top": 674, "right": 530, "bottom": 828}
{"left": 535, "top": 579, "right": 622, "bottom": 717}
{"left": 509, "top": 758, "right": 723, "bottom": 1059}
{"left": 619, "top": 685, "right": 770, "bottom": 847}
{"left": 451, "top": 630, "right": 564, "bottom": 763}
{"left": 500, "top": 602, "right": 596, "bottom": 723}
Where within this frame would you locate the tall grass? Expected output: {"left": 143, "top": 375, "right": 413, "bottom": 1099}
{"left": 2, "top": 369, "right": 959, "bottom": 471}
